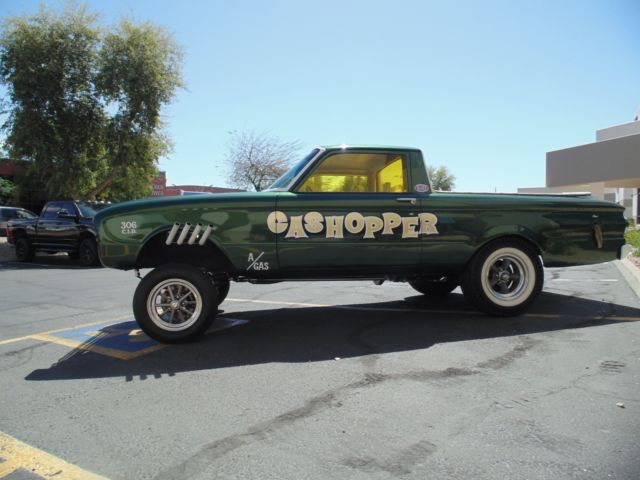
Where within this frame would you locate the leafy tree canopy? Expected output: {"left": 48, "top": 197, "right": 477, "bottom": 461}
{"left": 0, "top": 3, "right": 183, "bottom": 200}
{"left": 0, "top": 177, "right": 15, "bottom": 204}
{"left": 428, "top": 165, "right": 456, "bottom": 191}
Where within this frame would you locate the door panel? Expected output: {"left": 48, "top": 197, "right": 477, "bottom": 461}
{"left": 36, "top": 202, "right": 79, "bottom": 249}
{"left": 274, "top": 192, "right": 423, "bottom": 275}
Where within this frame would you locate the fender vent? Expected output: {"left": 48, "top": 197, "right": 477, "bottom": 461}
{"left": 165, "top": 223, "right": 213, "bottom": 246}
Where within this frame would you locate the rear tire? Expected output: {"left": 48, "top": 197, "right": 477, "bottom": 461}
{"left": 15, "top": 237, "right": 34, "bottom": 262}
{"left": 460, "top": 238, "right": 543, "bottom": 316}
{"left": 133, "top": 264, "right": 219, "bottom": 343}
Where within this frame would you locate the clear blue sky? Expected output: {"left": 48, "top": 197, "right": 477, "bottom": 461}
{"left": 1, "top": 0, "right": 639, "bottom": 192}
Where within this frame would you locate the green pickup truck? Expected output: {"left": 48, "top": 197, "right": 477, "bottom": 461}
{"left": 95, "top": 145, "right": 627, "bottom": 343}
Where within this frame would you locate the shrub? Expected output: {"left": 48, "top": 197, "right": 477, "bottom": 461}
{"left": 625, "top": 228, "right": 640, "bottom": 257}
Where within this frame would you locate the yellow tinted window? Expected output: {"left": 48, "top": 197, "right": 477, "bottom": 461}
{"left": 297, "top": 153, "right": 407, "bottom": 193}
{"left": 298, "top": 175, "right": 368, "bottom": 192}
{"left": 376, "top": 157, "right": 405, "bottom": 192}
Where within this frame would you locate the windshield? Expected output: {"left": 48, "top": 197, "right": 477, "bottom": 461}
{"left": 18, "top": 209, "right": 36, "bottom": 219}
{"left": 77, "top": 202, "right": 111, "bottom": 218}
{"left": 266, "top": 148, "right": 321, "bottom": 190}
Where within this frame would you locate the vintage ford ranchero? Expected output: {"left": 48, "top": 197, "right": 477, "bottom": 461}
{"left": 95, "top": 145, "right": 627, "bottom": 343}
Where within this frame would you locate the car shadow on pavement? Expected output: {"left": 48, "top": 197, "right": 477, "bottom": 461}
{"left": 25, "top": 291, "right": 640, "bottom": 382}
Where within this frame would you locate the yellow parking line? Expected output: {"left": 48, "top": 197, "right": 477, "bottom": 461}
{"left": 607, "top": 316, "right": 640, "bottom": 321}
{"left": 0, "top": 316, "right": 131, "bottom": 347}
{"left": 226, "top": 298, "right": 640, "bottom": 321}
{"left": 30, "top": 334, "right": 165, "bottom": 361}
{"left": 0, "top": 430, "right": 107, "bottom": 479}
{"left": 0, "top": 335, "right": 33, "bottom": 346}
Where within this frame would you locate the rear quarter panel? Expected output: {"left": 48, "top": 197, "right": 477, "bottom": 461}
{"left": 424, "top": 193, "right": 626, "bottom": 269}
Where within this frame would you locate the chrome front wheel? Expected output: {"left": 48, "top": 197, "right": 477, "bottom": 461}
{"left": 133, "top": 264, "right": 218, "bottom": 343}
{"left": 147, "top": 278, "right": 204, "bottom": 332}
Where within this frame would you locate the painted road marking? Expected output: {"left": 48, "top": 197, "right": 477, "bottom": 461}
{"left": 0, "top": 317, "right": 249, "bottom": 360}
{"left": 37, "top": 321, "right": 165, "bottom": 360}
{"left": 0, "top": 430, "right": 107, "bottom": 479}
{"left": 549, "top": 278, "right": 619, "bottom": 282}
{"left": 225, "top": 298, "right": 640, "bottom": 321}
{"left": 0, "top": 317, "right": 130, "bottom": 346}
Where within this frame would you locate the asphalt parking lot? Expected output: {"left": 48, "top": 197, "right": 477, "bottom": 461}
{"left": 1, "top": 255, "right": 639, "bottom": 480}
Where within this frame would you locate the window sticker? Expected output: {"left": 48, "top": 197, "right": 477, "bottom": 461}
{"left": 415, "top": 184, "right": 430, "bottom": 193}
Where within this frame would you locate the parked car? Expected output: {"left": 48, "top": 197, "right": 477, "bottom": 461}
{"left": 94, "top": 145, "right": 627, "bottom": 343}
{"left": 7, "top": 200, "right": 110, "bottom": 266}
{"left": 0, "top": 206, "right": 36, "bottom": 236}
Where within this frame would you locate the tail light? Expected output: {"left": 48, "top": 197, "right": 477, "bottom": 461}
{"left": 6, "top": 224, "right": 14, "bottom": 243}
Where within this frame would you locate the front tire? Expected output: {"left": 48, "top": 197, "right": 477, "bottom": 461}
{"left": 78, "top": 238, "right": 100, "bottom": 266}
{"left": 15, "top": 237, "right": 35, "bottom": 262}
{"left": 133, "top": 264, "right": 219, "bottom": 343}
{"left": 461, "top": 238, "right": 543, "bottom": 316}
{"left": 409, "top": 278, "right": 458, "bottom": 297}
{"left": 214, "top": 276, "right": 230, "bottom": 305}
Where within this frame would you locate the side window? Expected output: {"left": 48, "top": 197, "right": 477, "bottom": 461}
{"left": 16, "top": 210, "right": 34, "bottom": 219}
{"left": 59, "top": 202, "right": 76, "bottom": 216}
{"left": 42, "top": 203, "right": 60, "bottom": 219}
{"left": 296, "top": 153, "right": 408, "bottom": 193}
{"left": 377, "top": 157, "right": 405, "bottom": 192}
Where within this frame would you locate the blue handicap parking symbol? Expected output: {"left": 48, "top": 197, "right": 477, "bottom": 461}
{"left": 45, "top": 321, "right": 164, "bottom": 360}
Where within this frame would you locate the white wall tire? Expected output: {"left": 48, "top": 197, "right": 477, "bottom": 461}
{"left": 461, "top": 239, "right": 543, "bottom": 316}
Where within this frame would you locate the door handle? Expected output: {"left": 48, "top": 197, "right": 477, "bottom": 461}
{"left": 396, "top": 197, "right": 416, "bottom": 205}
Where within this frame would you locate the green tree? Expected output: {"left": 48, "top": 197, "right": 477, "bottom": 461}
{"left": 0, "top": 4, "right": 183, "bottom": 200}
{"left": 427, "top": 165, "right": 456, "bottom": 191}
{"left": 0, "top": 177, "right": 15, "bottom": 204}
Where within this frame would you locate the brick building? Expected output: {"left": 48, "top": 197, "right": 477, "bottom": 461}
{"left": 152, "top": 171, "right": 244, "bottom": 196}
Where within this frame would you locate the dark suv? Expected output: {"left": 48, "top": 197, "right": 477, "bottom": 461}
{"left": 7, "top": 200, "right": 110, "bottom": 266}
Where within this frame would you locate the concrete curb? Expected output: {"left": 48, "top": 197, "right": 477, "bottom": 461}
{"left": 616, "top": 255, "right": 640, "bottom": 300}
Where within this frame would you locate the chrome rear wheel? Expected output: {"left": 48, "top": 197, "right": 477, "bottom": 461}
{"left": 461, "top": 239, "right": 543, "bottom": 316}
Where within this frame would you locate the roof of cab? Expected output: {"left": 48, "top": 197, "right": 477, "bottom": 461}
{"left": 320, "top": 144, "right": 422, "bottom": 152}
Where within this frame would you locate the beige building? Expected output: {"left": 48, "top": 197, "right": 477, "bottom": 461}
{"left": 519, "top": 108, "right": 640, "bottom": 223}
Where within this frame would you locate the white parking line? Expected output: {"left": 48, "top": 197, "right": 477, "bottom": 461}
{"left": 549, "top": 279, "right": 619, "bottom": 282}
